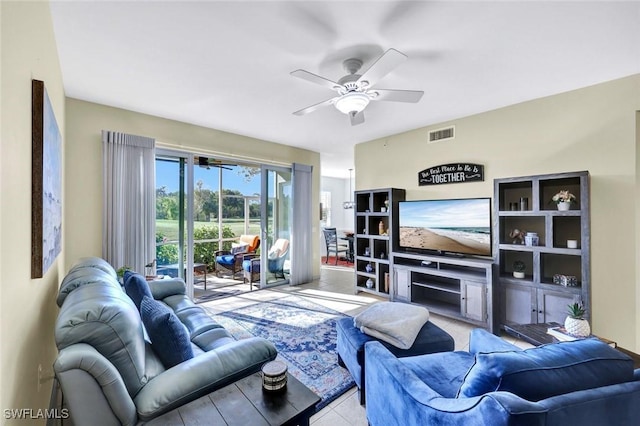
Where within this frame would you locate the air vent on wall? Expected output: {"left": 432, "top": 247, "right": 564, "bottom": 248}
{"left": 428, "top": 126, "right": 455, "bottom": 143}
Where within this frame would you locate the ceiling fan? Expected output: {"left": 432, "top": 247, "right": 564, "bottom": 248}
{"left": 291, "top": 48, "right": 424, "bottom": 126}
{"left": 197, "top": 157, "right": 234, "bottom": 170}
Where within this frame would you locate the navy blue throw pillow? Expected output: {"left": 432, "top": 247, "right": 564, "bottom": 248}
{"left": 124, "top": 272, "right": 152, "bottom": 310}
{"left": 140, "top": 296, "right": 194, "bottom": 369}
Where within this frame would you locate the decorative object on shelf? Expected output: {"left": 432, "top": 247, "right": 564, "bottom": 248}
{"left": 365, "top": 263, "right": 373, "bottom": 273}
{"left": 564, "top": 302, "right": 591, "bottom": 337}
{"left": 553, "top": 274, "right": 578, "bottom": 287}
{"left": 509, "top": 202, "right": 519, "bottom": 211}
{"left": 378, "top": 220, "right": 385, "bottom": 236}
{"left": 384, "top": 273, "right": 389, "bottom": 293}
{"left": 145, "top": 259, "right": 156, "bottom": 277}
{"left": 381, "top": 206, "right": 387, "bottom": 213}
{"left": 418, "top": 163, "right": 484, "bottom": 186}
{"left": 261, "top": 360, "right": 288, "bottom": 392}
{"left": 520, "top": 197, "right": 528, "bottom": 211}
{"left": 512, "top": 261, "right": 526, "bottom": 279}
{"left": 379, "top": 252, "right": 385, "bottom": 259}
{"left": 567, "top": 239, "right": 578, "bottom": 249}
{"left": 551, "top": 190, "right": 576, "bottom": 211}
{"left": 509, "top": 229, "right": 526, "bottom": 244}
{"left": 524, "top": 232, "right": 538, "bottom": 247}
{"left": 365, "top": 278, "right": 374, "bottom": 289}
{"left": 384, "top": 199, "right": 389, "bottom": 209}
{"left": 364, "top": 247, "right": 370, "bottom": 256}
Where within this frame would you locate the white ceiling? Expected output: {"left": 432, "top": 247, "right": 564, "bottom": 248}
{"left": 50, "top": 1, "right": 640, "bottom": 178}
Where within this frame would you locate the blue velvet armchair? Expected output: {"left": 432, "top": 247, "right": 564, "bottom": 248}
{"left": 365, "top": 328, "right": 640, "bottom": 426}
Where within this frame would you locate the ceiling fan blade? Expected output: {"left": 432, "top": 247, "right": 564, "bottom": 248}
{"left": 349, "top": 111, "right": 365, "bottom": 126}
{"left": 357, "top": 48, "right": 407, "bottom": 88}
{"left": 370, "top": 88, "right": 424, "bottom": 103}
{"left": 290, "top": 69, "right": 344, "bottom": 92}
{"left": 293, "top": 96, "right": 338, "bottom": 116}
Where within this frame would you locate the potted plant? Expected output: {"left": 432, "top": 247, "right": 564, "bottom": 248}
{"left": 512, "top": 261, "right": 526, "bottom": 279}
{"left": 116, "top": 265, "right": 132, "bottom": 283}
{"left": 564, "top": 302, "right": 591, "bottom": 337}
{"left": 551, "top": 190, "right": 576, "bottom": 211}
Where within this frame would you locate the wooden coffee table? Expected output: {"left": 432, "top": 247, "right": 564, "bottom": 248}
{"left": 504, "top": 323, "right": 640, "bottom": 368}
{"left": 146, "top": 371, "right": 320, "bottom": 426}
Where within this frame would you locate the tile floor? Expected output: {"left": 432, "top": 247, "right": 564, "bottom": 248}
{"left": 199, "top": 264, "right": 534, "bottom": 426}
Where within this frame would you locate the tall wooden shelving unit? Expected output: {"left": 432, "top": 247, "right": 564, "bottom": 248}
{"left": 493, "top": 171, "right": 590, "bottom": 328}
{"left": 353, "top": 188, "right": 406, "bottom": 297}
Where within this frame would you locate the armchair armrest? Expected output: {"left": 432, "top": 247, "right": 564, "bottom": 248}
{"left": 469, "top": 328, "right": 521, "bottom": 355}
{"left": 214, "top": 250, "right": 231, "bottom": 257}
{"left": 134, "top": 337, "right": 277, "bottom": 420}
{"left": 148, "top": 278, "right": 186, "bottom": 300}
{"left": 54, "top": 343, "right": 137, "bottom": 426}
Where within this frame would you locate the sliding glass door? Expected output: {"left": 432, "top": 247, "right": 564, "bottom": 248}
{"left": 155, "top": 152, "right": 195, "bottom": 296}
{"left": 259, "top": 166, "right": 292, "bottom": 287}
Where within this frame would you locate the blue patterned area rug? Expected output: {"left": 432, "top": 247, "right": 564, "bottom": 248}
{"left": 211, "top": 295, "right": 355, "bottom": 411}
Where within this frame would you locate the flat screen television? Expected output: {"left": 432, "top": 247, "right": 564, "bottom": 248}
{"left": 398, "top": 198, "right": 492, "bottom": 257}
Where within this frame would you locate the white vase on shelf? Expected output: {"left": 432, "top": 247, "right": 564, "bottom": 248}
{"left": 564, "top": 316, "right": 591, "bottom": 337}
{"left": 557, "top": 201, "right": 571, "bottom": 211}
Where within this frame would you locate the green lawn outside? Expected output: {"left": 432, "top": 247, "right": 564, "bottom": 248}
{"left": 156, "top": 219, "right": 261, "bottom": 241}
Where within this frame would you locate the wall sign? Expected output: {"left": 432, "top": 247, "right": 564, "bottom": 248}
{"left": 418, "top": 163, "right": 484, "bottom": 186}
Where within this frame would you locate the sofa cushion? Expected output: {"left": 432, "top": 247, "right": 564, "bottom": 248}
{"left": 402, "top": 351, "right": 474, "bottom": 398}
{"left": 124, "top": 272, "right": 153, "bottom": 310}
{"left": 458, "top": 338, "right": 634, "bottom": 401}
{"left": 55, "top": 282, "right": 148, "bottom": 396}
{"left": 140, "top": 296, "right": 194, "bottom": 369}
{"left": 57, "top": 267, "right": 121, "bottom": 307}
{"left": 216, "top": 254, "right": 236, "bottom": 266}
{"left": 242, "top": 259, "right": 259, "bottom": 272}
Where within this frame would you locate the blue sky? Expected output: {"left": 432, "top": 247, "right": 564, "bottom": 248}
{"left": 399, "top": 198, "right": 491, "bottom": 228}
{"left": 156, "top": 160, "right": 261, "bottom": 195}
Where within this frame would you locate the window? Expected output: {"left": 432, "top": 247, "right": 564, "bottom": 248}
{"left": 320, "top": 191, "right": 331, "bottom": 227}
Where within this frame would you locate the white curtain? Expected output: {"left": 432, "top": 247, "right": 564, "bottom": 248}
{"left": 290, "top": 163, "right": 313, "bottom": 285}
{"left": 102, "top": 130, "right": 156, "bottom": 275}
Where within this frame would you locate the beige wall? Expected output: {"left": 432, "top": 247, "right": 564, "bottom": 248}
{"left": 64, "top": 99, "right": 321, "bottom": 276}
{"left": 356, "top": 74, "right": 640, "bottom": 351}
{"left": 1, "top": 0, "right": 66, "bottom": 416}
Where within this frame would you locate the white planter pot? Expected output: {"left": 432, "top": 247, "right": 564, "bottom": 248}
{"left": 564, "top": 316, "right": 591, "bottom": 337}
{"left": 557, "top": 201, "right": 571, "bottom": 211}
{"left": 513, "top": 271, "right": 525, "bottom": 279}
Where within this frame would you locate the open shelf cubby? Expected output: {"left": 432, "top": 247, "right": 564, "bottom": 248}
{"left": 494, "top": 171, "right": 590, "bottom": 327}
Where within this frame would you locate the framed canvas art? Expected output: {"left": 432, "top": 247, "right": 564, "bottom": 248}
{"left": 32, "top": 79, "right": 62, "bottom": 278}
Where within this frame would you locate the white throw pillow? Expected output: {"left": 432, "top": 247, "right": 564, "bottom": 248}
{"left": 268, "top": 247, "right": 280, "bottom": 260}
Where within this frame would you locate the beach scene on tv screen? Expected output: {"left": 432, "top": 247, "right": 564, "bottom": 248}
{"left": 399, "top": 199, "right": 491, "bottom": 256}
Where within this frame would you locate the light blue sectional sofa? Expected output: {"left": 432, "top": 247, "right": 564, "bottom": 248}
{"left": 365, "top": 328, "right": 640, "bottom": 426}
{"left": 54, "top": 257, "right": 277, "bottom": 425}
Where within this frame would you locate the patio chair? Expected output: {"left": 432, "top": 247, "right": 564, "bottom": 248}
{"left": 214, "top": 234, "right": 260, "bottom": 279}
{"left": 242, "top": 238, "right": 290, "bottom": 285}
{"left": 322, "top": 227, "right": 349, "bottom": 265}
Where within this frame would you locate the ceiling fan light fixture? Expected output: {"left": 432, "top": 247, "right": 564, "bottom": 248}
{"left": 335, "top": 92, "right": 370, "bottom": 114}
